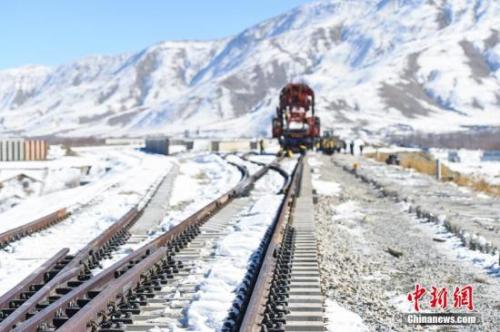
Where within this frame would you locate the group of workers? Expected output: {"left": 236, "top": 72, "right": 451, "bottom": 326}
{"left": 258, "top": 138, "right": 366, "bottom": 156}
{"left": 348, "top": 140, "right": 364, "bottom": 155}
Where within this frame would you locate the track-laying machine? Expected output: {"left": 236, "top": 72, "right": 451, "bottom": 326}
{"left": 272, "top": 83, "right": 320, "bottom": 152}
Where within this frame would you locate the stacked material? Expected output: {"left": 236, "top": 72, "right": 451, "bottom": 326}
{"left": 0, "top": 139, "right": 48, "bottom": 161}
{"left": 210, "top": 139, "right": 252, "bottom": 153}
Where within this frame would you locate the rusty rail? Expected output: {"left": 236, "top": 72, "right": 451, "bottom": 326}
{"left": 17, "top": 157, "right": 279, "bottom": 331}
{"left": 0, "top": 248, "right": 70, "bottom": 320}
{"left": 0, "top": 156, "right": 191, "bottom": 330}
{"left": 0, "top": 207, "right": 140, "bottom": 331}
{"left": 0, "top": 268, "right": 80, "bottom": 331}
{"left": 0, "top": 208, "right": 70, "bottom": 249}
{"left": 63, "top": 207, "right": 140, "bottom": 272}
{"left": 239, "top": 157, "right": 303, "bottom": 331}
{"left": 241, "top": 153, "right": 290, "bottom": 193}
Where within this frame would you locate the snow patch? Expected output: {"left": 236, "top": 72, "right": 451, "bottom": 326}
{"left": 325, "top": 298, "right": 369, "bottom": 332}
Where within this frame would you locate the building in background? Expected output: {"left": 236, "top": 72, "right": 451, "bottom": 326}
{"left": 0, "top": 138, "right": 48, "bottom": 161}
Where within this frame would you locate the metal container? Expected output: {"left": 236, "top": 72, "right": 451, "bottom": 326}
{"left": 145, "top": 137, "right": 170, "bottom": 155}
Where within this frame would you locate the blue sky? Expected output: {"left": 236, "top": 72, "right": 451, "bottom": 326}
{"left": 0, "top": 0, "right": 312, "bottom": 69}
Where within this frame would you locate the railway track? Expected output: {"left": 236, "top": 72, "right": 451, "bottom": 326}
{"left": 0, "top": 156, "right": 239, "bottom": 331}
{"left": 239, "top": 156, "right": 325, "bottom": 332}
{"left": 5, "top": 156, "right": 276, "bottom": 331}
{"left": 0, "top": 209, "right": 70, "bottom": 249}
{"left": 2, "top": 154, "right": 325, "bottom": 331}
{"left": 0, "top": 148, "right": 167, "bottom": 250}
{"left": 0, "top": 206, "right": 140, "bottom": 330}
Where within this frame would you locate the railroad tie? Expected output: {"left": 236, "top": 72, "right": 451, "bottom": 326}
{"left": 286, "top": 158, "right": 324, "bottom": 332}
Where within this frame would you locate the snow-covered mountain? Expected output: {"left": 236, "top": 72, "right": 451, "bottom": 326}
{"left": 0, "top": 0, "right": 499, "bottom": 139}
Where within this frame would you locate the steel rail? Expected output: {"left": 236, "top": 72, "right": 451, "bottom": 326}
{"left": 0, "top": 161, "right": 187, "bottom": 331}
{"left": 0, "top": 165, "right": 178, "bottom": 330}
{"left": 0, "top": 209, "right": 70, "bottom": 249}
{"left": 0, "top": 207, "right": 140, "bottom": 331}
{"left": 0, "top": 267, "right": 80, "bottom": 331}
{"left": 15, "top": 157, "right": 278, "bottom": 331}
{"left": 241, "top": 153, "right": 291, "bottom": 193}
{"left": 0, "top": 248, "right": 70, "bottom": 320}
{"left": 239, "top": 157, "right": 303, "bottom": 331}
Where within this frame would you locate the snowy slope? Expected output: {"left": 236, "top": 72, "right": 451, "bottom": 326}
{"left": 0, "top": 0, "right": 498, "bottom": 139}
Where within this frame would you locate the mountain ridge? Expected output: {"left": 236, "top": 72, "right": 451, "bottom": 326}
{"left": 0, "top": 0, "right": 499, "bottom": 141}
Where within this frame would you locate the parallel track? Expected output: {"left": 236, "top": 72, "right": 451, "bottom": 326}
{"left": 0, "top": 157, "right": 246, "bottom": 331}
{"left": 11, "top": 157, "right": 277, "bottom": 331}
{"left": 0, "top": 206, "right": 140, "bottom": 330}
{"left": 0, "top": 209, "right": 70, "bottom": 249}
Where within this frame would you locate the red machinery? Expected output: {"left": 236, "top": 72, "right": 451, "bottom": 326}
{"left": 272, "top": 83, "right": 320, "bottom": 152}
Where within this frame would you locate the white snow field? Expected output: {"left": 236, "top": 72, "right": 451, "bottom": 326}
{"left": 0, "top": 0, "right": 498, "bottom": 139}
{"left": 0, "top": 147, "right": 173, "bottom": 295}
{"left": 0, "top": 145, "right": 96, "bottom": 214}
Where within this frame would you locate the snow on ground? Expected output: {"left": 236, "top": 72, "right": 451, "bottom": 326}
{"left": 325, "top": 298, "right": 369, "bottom": 332}
{"left": 0, "top": 147, "right": 173, "bottom": 295}
{"left": 95, "top": 153, "right": 242, "bottom": 272}
{"left": 402, "top": 202, "right": 500, "bottom": 278}
{"left": 430, "top": 148, "right": 500, "bottom": 185}
{"left": 224, "top": 154, "right": 261, "bottom": 175}
{"left": 183, "top": 169, "right": 285, "bottom": 331}
{"left": 312, "top": 179, "right": 342, "bottom": 197}
{"left": 246, "top": 154, "right": 276, "bottom": 165}
{"left": 309, "top": 155, "right": 342, "bottom": 197}
{"left": 0, "top": 145, "right": 101, "bottom": 214}
{"left": 316, "top": 154, "right": 500, "bottom": 330}
{"left": 161, "top": 154, "right": 242, "bottom": 230}
{"left": 280, "top": 155, "right": 299, "bottom": 174}
{"left": 169, "top": 144, "right": 188, "bottom": 154}
{"left": 0, "top": 146, "right": 143, "bottom": 232}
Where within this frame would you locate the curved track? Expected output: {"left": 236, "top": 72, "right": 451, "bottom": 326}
{"left": 8, "top": 156, "right": 278, "bottom": 331}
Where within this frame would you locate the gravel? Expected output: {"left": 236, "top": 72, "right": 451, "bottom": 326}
{"left": 313, "top": 154, "right": 500, "bottom": 331}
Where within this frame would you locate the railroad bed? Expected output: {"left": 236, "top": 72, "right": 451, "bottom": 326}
{"left": 333, "top": 154, "right": 500, "bottom": 259}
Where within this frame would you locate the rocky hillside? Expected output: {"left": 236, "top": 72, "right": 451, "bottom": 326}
{"left": 0, "top": 0, "right": 498, "bottom": 140}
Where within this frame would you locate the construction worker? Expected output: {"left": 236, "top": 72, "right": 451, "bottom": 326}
{"left": 299, "top": 145, "right": 307, "bottom": 156}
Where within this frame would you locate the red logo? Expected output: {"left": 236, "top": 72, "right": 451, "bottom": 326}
{"left": 407, "top": 285, "right": 474, "bottom": 312}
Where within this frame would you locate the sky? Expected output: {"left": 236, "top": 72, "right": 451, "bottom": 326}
{"left": 0, "top": 0, "right": 313, "bottom": 69}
